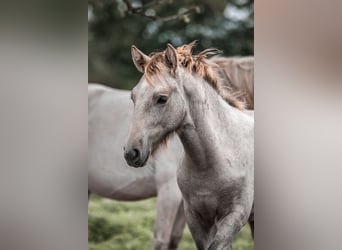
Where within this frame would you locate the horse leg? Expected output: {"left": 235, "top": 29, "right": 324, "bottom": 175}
{"left": 154, "top": 180, "right": 184, "bottom": 250}
{"left": 207, "top": 206, "right": 250, "bottom": 250}
{"left": 167, "top": 200, "right": 186, "bottom": 250}
{"left": 183, "top": 202, "right": 207, "bottom": 250}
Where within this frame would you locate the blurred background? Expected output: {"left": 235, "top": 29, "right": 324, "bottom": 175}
{"left": 88, "top": 0, "right": 254, "bottom": 249}
{"left": 88, "top": 0, "right": 254, "bottom": 89}
{"left": 2, "top": 1, "right": 342, "bottom": 250}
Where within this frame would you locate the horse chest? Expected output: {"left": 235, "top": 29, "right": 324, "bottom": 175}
{"left": 177, "top": 167, "right": 240, "bottom": 221}
{"left": 187, "top": 190, "right": 219, "bottom": 223}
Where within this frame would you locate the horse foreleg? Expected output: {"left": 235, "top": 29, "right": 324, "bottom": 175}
{"left": 207, "top": 206, "right": 250, "bottom": 250}
{"left": 167, "top": 200, "right": 186, "bottom": 250}
{"left": 183, "top": 201, "right": 207, "bottom": 250}
{"left": 154, "top": 180, "right": 183, "bottom": 250}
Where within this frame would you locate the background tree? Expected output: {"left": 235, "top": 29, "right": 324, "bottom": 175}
{"left": 88, "top": 0, "right": 254, "bottom": 89}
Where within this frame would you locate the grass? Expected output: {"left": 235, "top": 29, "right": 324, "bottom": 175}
{"left": 88, "top": 196, "right": 253, "bottom": 250}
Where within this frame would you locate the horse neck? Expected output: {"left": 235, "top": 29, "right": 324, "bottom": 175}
{"left": 177, "top": 73, "right": 244, "bottom": 170}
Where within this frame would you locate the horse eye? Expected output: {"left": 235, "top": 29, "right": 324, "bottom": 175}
{"left": 157, "top": 95, "right": 168, "bottom": 105}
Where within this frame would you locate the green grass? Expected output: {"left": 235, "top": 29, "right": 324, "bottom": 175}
{"left": 88, "top": 196, "right": 253, "bottom": 250}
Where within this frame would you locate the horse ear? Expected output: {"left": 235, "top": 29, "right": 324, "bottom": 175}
{"left": 165, "top": 43, "right": 177, "bottom": 71}
{"left": 131, "top": 45, "right": 150, "bottom": 73}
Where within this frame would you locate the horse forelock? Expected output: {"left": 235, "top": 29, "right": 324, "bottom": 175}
{"left": 143, "top": 42, "right": 245, "bottom": 110}
{"left": 143, "top": 52, "right": 165, "bottom": 84}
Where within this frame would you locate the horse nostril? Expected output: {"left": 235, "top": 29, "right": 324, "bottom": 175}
{"left": 124, "top": 148, "right": 140, "bottom": 164}
{"left": 131, "top": 148, "right": 140, "bottom": 161}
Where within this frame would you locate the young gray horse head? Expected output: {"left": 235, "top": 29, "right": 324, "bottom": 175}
{"left": 124, "top": 44, "right": 185, "bottom": 167}
{"left": 124, "top": 42, "right": 243, "bottom": 168}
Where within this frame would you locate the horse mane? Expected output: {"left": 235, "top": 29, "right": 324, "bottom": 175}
{"left": 144, "top": 41, "right": 245, "bottom": 110}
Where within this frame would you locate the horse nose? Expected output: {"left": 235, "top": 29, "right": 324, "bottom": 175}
{"left": 124, "top": 148, "right": 140, "bottom": 165}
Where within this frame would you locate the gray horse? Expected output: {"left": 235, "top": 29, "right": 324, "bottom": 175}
{"left": 124, "top": 43, "right": 254, "bottom": 250}
{"left": 88, "top": 84, "right": 186, "bottom": 250}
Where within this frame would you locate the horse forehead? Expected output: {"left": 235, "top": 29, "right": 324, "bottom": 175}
{"left": 134, "top": 77, "right": 150, "bottom": 93}
{"left": 134, "top": 80, "right": 156, "bottom": 98}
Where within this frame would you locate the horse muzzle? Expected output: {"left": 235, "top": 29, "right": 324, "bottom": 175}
{"left": 124, "top": 147, "right": 149, "bottom": 168}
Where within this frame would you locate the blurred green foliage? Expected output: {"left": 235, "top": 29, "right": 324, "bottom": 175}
{"left": 88, "top": 197, "right": 254, "bottom": 250}
{"left": 88, "top": 0, "right": 254, "bottom": 90}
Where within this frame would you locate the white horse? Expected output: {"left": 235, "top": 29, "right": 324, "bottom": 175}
{"left": 88, "top": 83, "right": 186, "bottom": 250}
{"left": 124, "top": 43, "right": 254, "bottom": 250}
